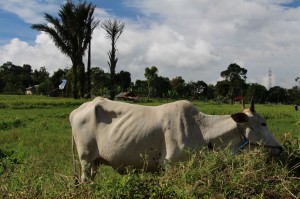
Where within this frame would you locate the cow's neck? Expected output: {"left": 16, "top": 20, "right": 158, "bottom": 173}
{"left": 196, "top": 112, "right": 245, "bottom": 150}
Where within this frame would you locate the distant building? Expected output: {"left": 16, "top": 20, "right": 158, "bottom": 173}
{"left": 116, "top": 91, "right": 138, "bottom": 102}
{"left": 25, "top": 85, "right": 39, "bottom": 95}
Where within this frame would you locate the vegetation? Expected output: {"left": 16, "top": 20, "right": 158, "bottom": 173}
{"left": 31, "top": 0, "right": 99, "bottom": 99}
{"left": 144, "top": 66, "right": 159, "bottom": 98}
{"left": 0, "top": 95, "right": 299, "bottom": 198}
{"left": 2, "top": 61, "right": 300, "bottom": 105}
{"left": 220, "top": 63, "right": 247, "bottom": 104}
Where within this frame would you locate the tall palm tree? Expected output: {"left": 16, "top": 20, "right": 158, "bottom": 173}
{"left": 32, "top": 0, "right": 99, "bottom": 99}
{"left": 86, "top": 9, "right": 97, "bottom": 99}
{"left": 102, "top": 19, "right": 125, "bottom": 100}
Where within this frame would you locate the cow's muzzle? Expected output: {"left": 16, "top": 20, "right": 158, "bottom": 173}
{"left": 269, "top": 146, "right": 283, "bottom": 155}
{"left": 249, "top": 143, "right": 283, "bottom": 155}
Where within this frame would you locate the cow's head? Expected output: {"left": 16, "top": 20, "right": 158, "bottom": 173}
{"left": 231, "top": 98, "right": 283, "bottom": 155}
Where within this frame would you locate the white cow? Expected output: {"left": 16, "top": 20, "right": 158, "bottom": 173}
{"left": 70, "top": 97, "right": 282, "bottom": 182}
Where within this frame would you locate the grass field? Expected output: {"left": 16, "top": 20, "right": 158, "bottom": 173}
{"left": 0, "top": 95, "right": 299, "bottom": 198}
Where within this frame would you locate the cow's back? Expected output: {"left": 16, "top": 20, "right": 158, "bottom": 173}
{"left": 70, "top": 97, "right": 205, "bottom": 172}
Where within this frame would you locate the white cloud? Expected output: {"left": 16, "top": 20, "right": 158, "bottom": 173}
{"left": 1, "top": 0, "right": 300, "bottom": 88}
{"left": 0, "top": 34, "right": 70, "bottom": 71}
{"left": 0, "top": 0, "right": 60, "bottom": 23}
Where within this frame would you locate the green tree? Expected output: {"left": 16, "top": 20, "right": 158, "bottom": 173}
{"left": 246, "top": 83, "right": 268, "bottom": 104}
{"left": 295, "top": 77, "right": 300, "bottom": 87}
{"left": 86, "top": 6, "right": 100, "bottom": 99}
{"left": 220, "top": 63, "right": 247, "bottom": 104}
{"left": 116, "top": 70, "right": 131, "bottom": 92}
{"left": 134, "top": 80, "right": 148, "bottom": 97}
{"left": 0, "top": 73, "right": 4, "bottom": 92}
{"left": 153, "top": 76, "right": 171, "bottom": 98}
{"left": 38, "top": 79, "right": 52, "bottom": 95}
{"left": 170, "top": 76, "right": 186, "bottom": 99}
{"left": 0, "top": 62, "right": 33, "bottom": 94}
{"left": 144, "top": 66, "right": 158, "bottom": 98}
{"left": 21, "top": 64, "right": 33, "bottom": 88}
{"left": 90, "top": 67, "right": 109, "bottom": 96}
{"left": 186, "top": 81, "right": 208, "bottom": 100}
{"left": 206, "top": 84, "right": 215, "bottom": 100}
{"left": 49, "top": 69, "right": 67, "bottom": 97}
{"left": 102, "top": 19, "right": 125, "bottom": 100}
{"left": 268, "top": 86, "right": 288, "bottom": 104}
{"left": 287, "top": 86, "right": 300, "bottom": 104}
{"left": 215, "top": 80, "right": 230, "bottom": 100}
{"left": 32, "top": 0, "right": 99, "bottom": 99}
{"left": 32, "top": 66, "right": 49, "bottom": 85}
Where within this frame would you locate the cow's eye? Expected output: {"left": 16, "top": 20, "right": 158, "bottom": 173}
{"left": 261, "top": 122, "right": 267, "bottom": 126}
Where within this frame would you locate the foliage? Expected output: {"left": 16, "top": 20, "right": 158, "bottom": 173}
{"left": 0, "top": 62, "right": 32, "bottom": 94}
{"left": 134, "top": 80, "right": 148, "bottom": 97}
{"left": 90, "top": 67, "right": 110, "bottom": 96}
{"left": 246, "top": 83, "right": 268, "bottom": 104}
{"left": 144, "top": 66, "right": 158, "bottom": 98}
{"left": 31, "top": 0, "right": 99, "bottom": 99}
{"left": 268, "top": 86, "right": 288, "bottom": 104}
{"left": 2, "top": 59, "right": 300, "bottom": 103}
{"left": 220, "top": 63, "right": 248, "bottom": 103}
{"left": 170, "top": 76, "right": 186, "bottom": 99}
{"left": 185, "top": 80, "right": 208, "bottom": 100}
{"left": 221, "top": 63, "right": 247, "bottom": 81}
{"left": 116, "top": 70, "right": 131, "bottom": 92}
{"left": 215, "top": 80, "right": 230, "bottom": 100}
{"left": 32, "top": 66, "right": 49, "bottom": 85}
{"left": 153, "top": 76, "right": 171, "bottom": 98}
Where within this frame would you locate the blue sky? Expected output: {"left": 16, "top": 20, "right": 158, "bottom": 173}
{"left": 1, "top": 0, "right": 300, "bottom": 88}
{"left": 281, "top": 0, "right": 300, "bottom": 7}
{"left": 0, "top": 0, "right": 141, "bottom": 45}
{"left": 0, "top": 10, "right": 34, "bottom": 45}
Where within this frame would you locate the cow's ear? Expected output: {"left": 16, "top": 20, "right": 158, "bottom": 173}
{"left": 231, "top": 113, "right": 248, "bottom": 123}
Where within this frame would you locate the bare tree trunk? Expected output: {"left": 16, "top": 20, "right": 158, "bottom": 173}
{"left": 78, "top": 62, "right": 85, "bottom": 99}
{"left": 86, "top": 39, "right": 91, "bottom": 99}
{"left": 72, "top": 64, "right": 78, "bottom": 99}
{"left": 109, "top": 39, "right": 116, "bottom": 100}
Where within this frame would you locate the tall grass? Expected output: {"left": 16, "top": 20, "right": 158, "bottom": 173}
{"left": 0, "top": 95, "right": 299, "bottom": 198}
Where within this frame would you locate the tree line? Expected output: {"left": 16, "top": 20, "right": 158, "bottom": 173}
{"left": 1, "top": 61, "right": 300, "bottom": 104}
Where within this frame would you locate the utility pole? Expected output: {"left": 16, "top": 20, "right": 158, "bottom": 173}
{"left": 268, "top": 68, "right": 272, "bottom": 89}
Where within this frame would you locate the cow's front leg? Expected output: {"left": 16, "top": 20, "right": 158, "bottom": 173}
{"left": 80, "top": 160, "right": 92, "bottom": 183}
{"left": 91, "top": 161, "right": 99, "bottom": 181}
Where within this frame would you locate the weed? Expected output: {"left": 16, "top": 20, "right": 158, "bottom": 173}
{"left": 0, "top": 149, "right": 21, "bottom": 175}
{"left": 0, "top": 118, "right": 24, "bottom": 131}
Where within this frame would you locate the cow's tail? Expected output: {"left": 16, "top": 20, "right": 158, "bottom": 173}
{"left": 72, "top": 134, "right": 80, "bottom": 188}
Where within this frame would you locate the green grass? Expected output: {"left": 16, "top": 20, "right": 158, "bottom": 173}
{"left": 0, "top": 95, "right": 299, "bottom": 198}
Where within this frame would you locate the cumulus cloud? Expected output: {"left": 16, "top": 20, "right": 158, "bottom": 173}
{"left": 1, "top": 0, "right": 300, "bottom": 88}
{"left": 0, "top": 34, "right": 70, "bottom": 70}
{"left": 0, "top": 0, "right": 60, "bottom": 23}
